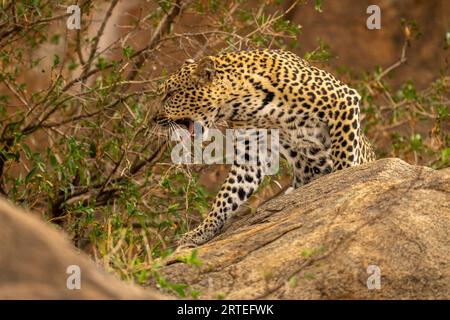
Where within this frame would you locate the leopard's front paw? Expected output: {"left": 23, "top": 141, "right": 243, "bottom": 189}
{"left": 177, "top": 227, "right": 213, "bottom": 249}
{"left": 177, "top": 230, "right": 203, "bottom": 249}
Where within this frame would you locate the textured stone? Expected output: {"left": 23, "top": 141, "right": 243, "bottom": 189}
{"left": 0, "top": 198, "right": 166, "bottom": 299}
{"left": 160, "top": 158, "right": 450, "bottom": 299}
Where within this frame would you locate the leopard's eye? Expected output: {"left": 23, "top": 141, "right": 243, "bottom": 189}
{"left": 161, "top": 90, "right": 175, "bottom": 103}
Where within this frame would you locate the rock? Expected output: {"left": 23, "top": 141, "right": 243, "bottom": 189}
{"left": 160, "top": 158, "right": 450, "bottom": 299}
{"left": 0, "top": 198, "right": 167, "bottom": 299}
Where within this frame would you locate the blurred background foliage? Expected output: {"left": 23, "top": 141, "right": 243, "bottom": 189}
{"left": 0, "top": 0, "right": 448, "bottom": 297}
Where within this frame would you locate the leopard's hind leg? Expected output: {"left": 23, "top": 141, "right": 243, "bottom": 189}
{"left": 329, "top": 89, "right": 376, "bottom": 169}
{"left": 280, "top": 118, "right": 333, "bottom": 191}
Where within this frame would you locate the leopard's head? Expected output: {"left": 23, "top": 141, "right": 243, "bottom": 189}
{"left": 156, "top": 56, "right": 228, "bottom": 133}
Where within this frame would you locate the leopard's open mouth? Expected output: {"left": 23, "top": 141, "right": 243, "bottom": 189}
{"left": 173, "top": 118, "right": 195, "bottom": 134}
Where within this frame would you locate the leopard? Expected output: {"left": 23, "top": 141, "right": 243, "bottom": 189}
{"left": 156, "top": 49, "right": 376, "bottom": 247}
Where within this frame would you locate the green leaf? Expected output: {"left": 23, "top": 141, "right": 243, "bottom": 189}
{"left": 190, "top": 288, "right": 201, "bottom": 299}
{"left": 50, "top": 34, "right": 60, "bottom": 45}
{"left": 22, "top": 143, "right": 32, "bottom": 159}
{"left": 96, "top": 57, "right": 108, "bottom": 70}
{"left": 409, "top": 134, "right": 423, "bottom": 151}
{"left": 176, "top": 249, "right": 203, "bottom": 267}
{"left": 314, "top": 0, "right": 323, "bottom": 12}
{"left": 304, "top": 38, "right": 334, "bottom": 62}
{"left": 288, "top": 275, "right": 298, "bottom": 288}
{"left": 89, "top": 142, "right": 97, "bottom": 158}
{"left": 52, "top": 54, "right": 60, "bottom": 68}
{"left": 437, "top": 105, "right": 448, "bottom": 120}
{"left": 304, "top": 272, "right": 316, "bottom": 280}
{"left": 300, "top": 248, "right": 314, "bottom": 258}
{"left": 158, "top": 0, "right": 172, "bottom": 12}
{"left": 137, "top": 270, "right": 148, "bottom": 284}
{"left": 167, "top": 203, "right": 180, "bottom": 213}
{"left": 3, "top": 151, "right": 20, "bottom": 162}
{"left": 402, "top": 80, "right": 417, "bottom": 100}
{"left": 122, "top": 45, "right": 135, "bottom": 59}
{"left": 68, "top": 60, "right": 79, "bottom": 71}
{"left": 171, "top": 283, "right": 188, "bottom": 297}
{"left": 25, "top": 167, "right": 37, "bottom": 184}
{"left": 445, "top": 29, "right": 450, "bottom": 49}
{"left": 49, "top": 154, "right": 58, "bottom": 168}
{"left": 216, "top": 292, "right": 226, "bottom": 299}
{"left": 441, "top": 148, "right": 450, "bottom": 161}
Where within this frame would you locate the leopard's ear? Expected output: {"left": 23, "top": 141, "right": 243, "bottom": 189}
{"left": 193, "top": 56, "right": 216, "bottom": 85}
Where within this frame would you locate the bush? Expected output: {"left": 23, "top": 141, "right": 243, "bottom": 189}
{"left": 0, "top": 1, "right": 448, "bottom": 296}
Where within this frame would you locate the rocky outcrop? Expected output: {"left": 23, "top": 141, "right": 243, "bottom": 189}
{"left": 0, "top": 198, "right": 167, "bottom": 299}
{"left": 160, "top": 158, "right": 450, "bottom": 299}
{"left": 2, "top": 158, "right": 448, "bottom": 299}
